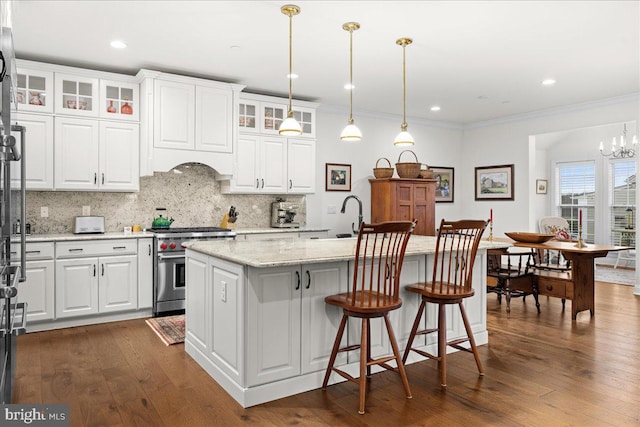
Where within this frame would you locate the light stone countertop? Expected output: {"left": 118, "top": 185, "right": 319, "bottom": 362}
{"left": 16, "top": 231, "right": 155, "bottom": 243}
{"left": 234, "top": 227, "right": 329, "bottom": 235}
{"left": 187, "top": 235, "right": 511, "bottom": 268}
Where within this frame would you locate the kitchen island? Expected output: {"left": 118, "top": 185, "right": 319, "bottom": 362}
{"left": 185, "top": 236, "right": 509, "bottom": 408}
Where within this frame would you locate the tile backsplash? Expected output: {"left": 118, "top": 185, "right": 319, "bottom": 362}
{"left": 26, "top": 163, "right": 306, "bottom": 234}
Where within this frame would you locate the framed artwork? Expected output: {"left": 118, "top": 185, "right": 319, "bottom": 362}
{"left": 325, "top": 163, "right": 351, "bottom": 191}
{"left": 536, "top": 179, "right": 548, "bottom": 194}
{"left": 431, "top": 166, "right": 454, "bottom": 203}
{"left": 475, "top": 164, "right": 514, "bottom": 201}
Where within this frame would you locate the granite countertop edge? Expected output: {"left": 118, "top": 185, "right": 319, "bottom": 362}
{"left": 234, "top": 227, "right": 330, "bottom": 235}
{"left": 187, "top": 236, "right": 511, "bottom": 268}
{"left": 14, "top": 231, "right": 156, "bottom": 242}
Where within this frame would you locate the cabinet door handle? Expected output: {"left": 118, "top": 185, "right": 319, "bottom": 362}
{"left": 295, "top": 271, "right": 300, "bottom": 290}
{"left": 101, "top": 264, "right": 105, "bottom": 276}
{"left": 306, "top": 270, "right": 311, "bottom": 289}
{"left": 93, "top": 264, "right": 96, "bottom": 276}
{"left": 94, "top": 173, "right": 97, "bottom": 184}
{"left": 69, "top": 248, "right": 83, "bottom": 252}
{"left": 101, "top": 173, "right": 105, "bottom": 185}
{"left": 256, "top": 179, "right": 259, "bottom": 189}
{"left": 148, "top": 244, "right": 151, "bottom": 256}
{"left": 261, "top": 179, "right": 264, "bottom": 189}
{"left": 289, "top": 179, "right": 293, "bottom": 190}
{"left": 25, "top": 250, "right": 41, "bottom": 254}
{"left": 113, "top": 246, "right": 127, "bottom": 250}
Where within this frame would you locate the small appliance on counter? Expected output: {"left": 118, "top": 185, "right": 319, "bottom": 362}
{"left": 74, "top": 216, "right": 105, "bottom": 234}
{"left": 271, "top": 198, "right": 299, "bottom": 228}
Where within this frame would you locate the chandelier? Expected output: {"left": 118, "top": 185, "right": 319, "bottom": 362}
{"left": 599, "top": 123, "right": 638, "bottom": 158}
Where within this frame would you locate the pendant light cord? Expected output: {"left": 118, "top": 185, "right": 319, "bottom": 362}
{"left": 349, "top": 28, "right": 354, "bottom": 124}
{"left": 402, "top": 43, "right": 407, "bottom": 130}
{"left": 288, "top": 11, "right": 293, "bottom": 118}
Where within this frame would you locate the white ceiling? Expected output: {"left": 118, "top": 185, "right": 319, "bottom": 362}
{"left": 9, "top": 0, "right": 640, "bottom": 125}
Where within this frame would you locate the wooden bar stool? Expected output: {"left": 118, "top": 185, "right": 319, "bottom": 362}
{"left": 403, "top": 219, "right": 488, "bottom": 387}
{"left": 322, "top": 221, "right": 416, "bottom": 415}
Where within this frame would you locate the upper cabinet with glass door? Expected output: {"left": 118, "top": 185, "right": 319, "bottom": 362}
{"left": 54, "top": 73, "right": 100, "bottom": 117}
{"left": 100, "top": 79, "right": 139, "bottom": 121}
{"left": 15, "top": 68, "right": 54, "bottom": 113}
{"left": 238, "top": 95, "right": 316, "bottom": 138}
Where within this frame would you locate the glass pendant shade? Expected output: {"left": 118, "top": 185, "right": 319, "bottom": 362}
{"left": 340, "top": 122, "right": 363, "bottom": 141}
{"left": 279, "top": 4, "right": 302, "bottom": 136}
{"left": 279, "top": 114, "right": 303, "bottom": 136}
{"left": 393, "top": 130, "right": 415, "bottom": 146}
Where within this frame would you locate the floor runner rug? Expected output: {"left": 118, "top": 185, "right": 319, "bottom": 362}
{"left": 594, "top": 266, "right": 636, "bottom": 286}
{"left": 145, "top": 314, "right": 185, "bottom": 345}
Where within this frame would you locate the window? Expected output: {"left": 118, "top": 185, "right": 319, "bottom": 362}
{"left": 608, "top": 160, "right": 636, "bottom": 247}
{"left": 555, "top": 161, "right": 595, "bottom": 243}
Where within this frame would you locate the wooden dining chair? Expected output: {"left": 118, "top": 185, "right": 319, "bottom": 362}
{"left": 322, "top": 220, "right": 416, "bottom": 415}
{"left": 403, "top": 219, "right": 488, "bottom": 387}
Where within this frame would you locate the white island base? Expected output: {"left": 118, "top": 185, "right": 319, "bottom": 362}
{"left": 185, "top": 236, "right": 501, "bottom": 408}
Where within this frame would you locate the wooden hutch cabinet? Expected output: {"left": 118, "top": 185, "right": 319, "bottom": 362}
{"left": 369, "top": 178, "right": 436, "bottom": 236}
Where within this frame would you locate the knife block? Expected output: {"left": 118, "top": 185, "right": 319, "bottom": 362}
{"left": 220, "top": 214, "right": 236, "bottom": 229}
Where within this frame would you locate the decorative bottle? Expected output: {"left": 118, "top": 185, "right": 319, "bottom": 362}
{"left": 121, "top": 99, "right": 133, "bottom": 115}
{"left": 107, "top": 100, "right": 116, "bottom": 113}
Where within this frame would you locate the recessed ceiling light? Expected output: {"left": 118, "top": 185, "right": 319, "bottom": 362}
{"left": 477, "top": 95, "right": 489, "bottom": 100}
{"left": 110, "top": 40, "right": 127, "bottom": 49}
{"left": 430, "top": 105, "right": 441, "bottom": 112}
{"left": 287, "top": 73, "right": 298, "bottom": 79}
{"left": 541, "top": 78, "right": 556, "bottom": 86}
{"left": 230, "top": 45, "right": 241, "bottom": 50}
{"left": 344, "top": 83, "right": 355, "bottom": 90}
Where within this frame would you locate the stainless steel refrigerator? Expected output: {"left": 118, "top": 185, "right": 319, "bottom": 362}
{"left": 0, "top": 26, "right": 27, "bottom": 404}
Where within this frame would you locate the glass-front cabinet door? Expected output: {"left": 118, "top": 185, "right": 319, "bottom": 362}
{"left": 15, "top": 68, "right": 54, "bottom": 113}
{"left": 293, "top": 107, "right": 315, "bottom": 138}
{"left": 54, "top": 73, "right": 100, "bottom": 117}
{"left": 261, "top": 103, "right": 286, "bottom": 135}
{"left": 238, "top": 100, "right": 258, "bottom": 132}
{"left": 100, "top": 80, "right": 139, "bottom": 121}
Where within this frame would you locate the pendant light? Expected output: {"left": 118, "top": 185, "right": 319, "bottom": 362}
{"left": 393, "top": 37, "right": 414, "bottom": 146}
{"left": 279, "top": 4, "right": 303, "bottom": 136}
{"left": 340, "top": 22, "right": 362, "bottom": 142}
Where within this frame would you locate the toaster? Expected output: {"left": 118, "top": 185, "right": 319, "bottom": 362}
{"left": 74, "top": 216, "right": 105, "bottom": 234}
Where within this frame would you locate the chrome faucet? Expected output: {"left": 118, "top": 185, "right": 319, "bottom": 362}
{"left": 341, "top": 195, "right": 363, "bottom": 235}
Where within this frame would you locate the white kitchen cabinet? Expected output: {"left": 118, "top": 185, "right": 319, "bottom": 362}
{"left": 238, "top": 95, "right": 317, "bottom": 138}
{"left": 15, "top": 67, "right": 54, "bottom": 114}
{"left": 54, "top": 117, "right": 139, "bottom": 191}
{"left": 98, "top": 255, "right": 138, "bottom": 313}
{"left": 195, "top": 85, "right": 233, "bottom": 153}
{"left": 238, "top": 99, "right": 258, "bottom": 132}
{"left": 54, "top": 117, "right": 100, "bottom": 189}
{"left": 246, "top": 262, "right": 348, "bottom": 386}
{"left": 226, "top": 135, "right": 286, "bottom": 193}
{"left": 12, "top": 242, "right": 55, "bottom": 323}
{"left": 100, "top": 79, "right": 139, "bottom": 121}
{"left": 153, "top": 79, "right": 195, "bottom": 150}
{"left": 11, "top": 113, "right": 54, "bottom": 190}
{"left": 137, "top": 238, "right": 153, "bottom": 309}
{"left": 287, "top": 138, "right": 315, "bottom": 193}
{"left": 55, "top": 73, "right": 100, "bottom": 117}
{"left": 99, "top": 121, "right": 140, "bottom": 191}
{"left": 55, "top": 240, "right": 138, "bottom": 318}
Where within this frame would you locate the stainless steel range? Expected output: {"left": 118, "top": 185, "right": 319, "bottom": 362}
{"left": 151, "top": 227, "right": 236, "bottom": 316}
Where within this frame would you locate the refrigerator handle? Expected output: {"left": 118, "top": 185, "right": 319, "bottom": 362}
{"left": 12, "top": 125, "right": 27, "bottom": 282}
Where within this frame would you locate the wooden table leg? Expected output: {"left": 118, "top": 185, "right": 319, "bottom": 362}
{"left": 562, "top": 251, "right": 609, "bottom": 320}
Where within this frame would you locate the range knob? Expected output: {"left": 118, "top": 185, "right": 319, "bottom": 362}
{"left": 160, "top": 242, "right": 168, "bottom": 250}
{"left": 169, "top": 242, "right": 177, "bottom": 249}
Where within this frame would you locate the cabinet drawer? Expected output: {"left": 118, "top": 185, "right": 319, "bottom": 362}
{"left": 11, "top": 242, "right": 55, "bottom": 261}
{"left": 537, "top": 276, "right": 573, "bottom": 299}
{"left": 56, "top": 239, "right": 137, "bottom": 258}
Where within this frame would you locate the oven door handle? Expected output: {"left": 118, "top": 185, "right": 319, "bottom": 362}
{"left": 157, "top": 253, "right": 185, "bottom": 260}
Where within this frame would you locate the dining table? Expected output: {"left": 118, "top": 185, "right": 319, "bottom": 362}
{"left": 507, "top": 239, "right": 631, "bottom": 319}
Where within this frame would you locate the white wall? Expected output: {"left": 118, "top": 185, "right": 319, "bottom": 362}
{"left": 460, "top": 97, "right": 638, "bottom": 238}
{"left": 306, "top": 108, "right": 464, "bottom": 236}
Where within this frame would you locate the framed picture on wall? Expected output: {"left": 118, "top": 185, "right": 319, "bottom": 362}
{"left": 475, "top": 164, "right": 514, "bottom": 201}
{"left": 431, "top": 166, "right": 454, "bottom": 203}
{"left": 325, "top": 163, "right": 351, "bottom": 191}
{"left": 536, "top": 179, "right": 548, "bottom": 194}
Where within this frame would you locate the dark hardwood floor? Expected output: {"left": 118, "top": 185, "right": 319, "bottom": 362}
{"left": 14, "top": 281, "right": 640, "bottom": 426}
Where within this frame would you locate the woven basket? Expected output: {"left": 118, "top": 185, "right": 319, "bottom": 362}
{"left": 419, "top": 164, "right": 434, "bottom": 179}
{"left": 373, "top": 157, "right": 394, "bottom": 179}
{"left": 395, "top": 150, "right": 421, "bottom": 178}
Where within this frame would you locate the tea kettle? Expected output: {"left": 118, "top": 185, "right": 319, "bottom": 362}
{"left": 152, "top": 208, "right": 174, "bottom": 229}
